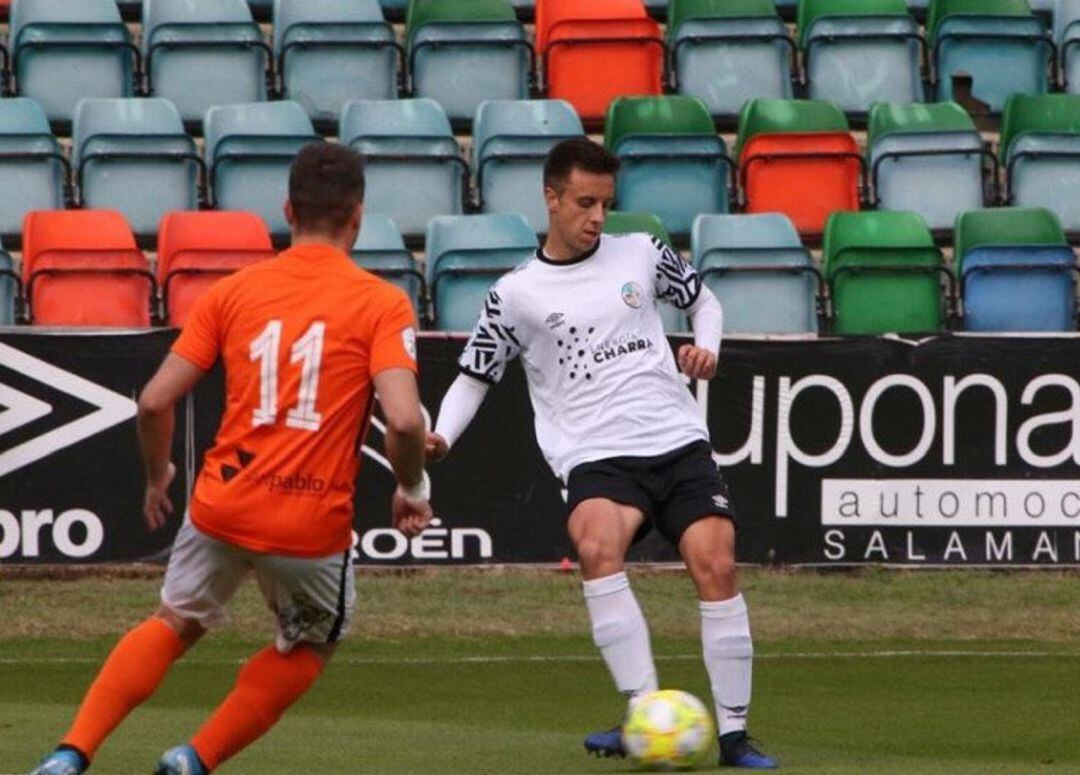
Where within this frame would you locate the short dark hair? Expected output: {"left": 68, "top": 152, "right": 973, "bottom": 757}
{"left": 288, "top": 143, "right": 366, "bottom": 233}
{"left": 543, "top": 137, "right": 620, "bottom": 191}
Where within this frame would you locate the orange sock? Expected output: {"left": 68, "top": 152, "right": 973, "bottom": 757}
{"left": 62, "top": 616, "right": 184, "bottom": 759}
{"left": 191, "top": 644, "right": 324, "bottom": 770}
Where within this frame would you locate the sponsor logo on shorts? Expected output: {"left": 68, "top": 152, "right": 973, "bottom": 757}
{"left": 277, "top": 592, "right": 333, "bottom": 641}
{"left": 712, "top": 494, "right": 729, "bottom": 510}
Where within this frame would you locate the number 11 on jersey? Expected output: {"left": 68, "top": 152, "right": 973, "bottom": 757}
{"left": 249, "top": 320, "right": 326, "bottom": 431}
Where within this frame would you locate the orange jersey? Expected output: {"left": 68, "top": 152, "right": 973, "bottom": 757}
{"left": 171, "top": 243, "right": 418, "bottom": 557}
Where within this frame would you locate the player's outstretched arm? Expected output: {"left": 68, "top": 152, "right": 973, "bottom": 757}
{"left": 679, "top": 286, "right": 724, "bottom": 381}
{"left": 137, "top": 353, "right": 206, "bottom": 531}
{"left": 427, "top": 373, "right": 490, "bottom": 462}
{"left": 373, "top": 367, "right": 433, "bottom": 537}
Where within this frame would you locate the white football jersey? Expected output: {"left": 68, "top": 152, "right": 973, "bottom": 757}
{"left": 458, "top": 233, "right": 713, "bottom": 480}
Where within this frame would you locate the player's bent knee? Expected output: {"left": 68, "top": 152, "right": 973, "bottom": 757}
{"left": 574, "top": 537, "right": 624, "bottom": 576}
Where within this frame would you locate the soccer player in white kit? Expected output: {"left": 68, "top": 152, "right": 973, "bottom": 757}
{"left": 427, "top": 139, "right": 777, "bottom": 769}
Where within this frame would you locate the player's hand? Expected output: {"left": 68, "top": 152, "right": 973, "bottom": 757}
{"left": 392, "top": 488, "right": 433, "bottom": 538}
{"left": 144, "top": 462, "right": 176, "bottom": 532}
{"left": 678, "top": 345, "right": 717, "bottom": 381}
{"left": 425, "top": 432, "right": 449, "bottom": 463}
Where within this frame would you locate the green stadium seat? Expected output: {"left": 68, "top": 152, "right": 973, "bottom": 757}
{"left": 604, "top": 95, "right": 731, "bottom": 239}
{"left": 1001, "top": 94, "right": 1080, "bottom": 232}
{"left": 667, "top": 0, "right": 795, "bottom": 120}
{"left": 603, "top": 210, "right": 686, "bottom": 332}
{"left": 799, "top": 0, "right": 923, "bottom": 115}
{"left": 955, "top": 207, "right": 1077, "bottom": 332}
{"left": 868, "top": 101, "right": 991, "bottom": 232}
{"left": 406, "top": 0, "right": 532, "bottom": 124}
{"left": 692, "top": 212, "right": 820, "bottom": 334}
{"left": 824, "top": 210, "right": 949, "bottom": 334}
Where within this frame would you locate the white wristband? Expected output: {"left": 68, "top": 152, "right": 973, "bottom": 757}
{"left": 399, "top": 470, "right": 431, "bottom": 501}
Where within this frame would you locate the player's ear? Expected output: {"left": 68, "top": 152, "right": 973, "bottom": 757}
{"left": 543, "top": 185, "right": 559, "bottom": 214}
{"left": 350, "top": 202, "right": 362, "bottom": 232}
{"left": 284, "top": 200, "right": 296, "bottom": 229}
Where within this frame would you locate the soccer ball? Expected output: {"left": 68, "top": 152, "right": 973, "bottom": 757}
{"left": 623, "top": 689, "right": 714, "bottom": 771}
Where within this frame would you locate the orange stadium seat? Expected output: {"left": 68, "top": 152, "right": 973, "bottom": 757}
{"left": 157, "top": 210, "right": 276, "bottom": 326}
{"left": 22, "top": 209, "right": 155, "bottom": 326}
{"left": 536, "top": 0, "right": 663, "bottom": 124}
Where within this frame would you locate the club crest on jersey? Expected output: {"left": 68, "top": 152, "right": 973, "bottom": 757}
{"left": 621, "top": 282, "right": 644, "bottom": 309}
{"left": 545, "top": 312, "right": 565, "bottom": 330}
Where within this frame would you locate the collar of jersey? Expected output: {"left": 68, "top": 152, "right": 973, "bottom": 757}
{"left": 284, "top": 243, "right": 352, "bottom": 265}
{"left": 536, "top": 237, "right": 601, "bottom": 267}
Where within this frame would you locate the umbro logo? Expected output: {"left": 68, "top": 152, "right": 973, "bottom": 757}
{"left": 545, "top": 312, "right": 565, "bottom": 330}
{"left": 712, "top": 494, "right": 729, "bottom": 509}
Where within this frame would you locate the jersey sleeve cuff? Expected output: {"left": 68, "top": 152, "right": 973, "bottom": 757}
{"left": 458, "top": 364, "right": 498, "bottom": 385}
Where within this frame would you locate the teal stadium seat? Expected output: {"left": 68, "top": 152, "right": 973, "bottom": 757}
{"left": 0, "top": 243, "right": 18, "bottom": 324}
{"left": 692, "top": 213, "right": 820, "bottom": 334}
{"left": 274, "top": 0, "right": 399, "bottom": 126}
{"left": 426, "top": 213, "right": 537, "bottom": 331}
{"left": 340, "top": 98, "right": 468, "bottom": 240}
{"left": 352, "top": 214, "right": 425, "bottom": 315}
{"left": 605, "top": 95, "right": 731, "bottom": 240}
{"left": 73, "top": 97, "right": 201, "bottom": 238}
{"left": 205, "top": 100, "right": 320, "bottom": 237}
{"left": 868, "top": 101, "right": 991, "bottom": 232}
{"left": 799, "top": 0, "right": 924, "bottom": 116}
{"left": 473, "top": 99, "right": 584, "bottom": 232}
{"left": 406, "top": 0, "right": 532, "bottom": 125}
{"left": 143, "top": 0, "right": 270, "bottom": 127}
{"left": 667, "top": 0, "right": 795, "bottom": 120}
{"left": 1002, "top": 93, "right": 1080, "bottom": 232}
{"left": 0, "top": 97, "right": 69, "bottom": 238}
{"left": 929, "top": 0, "right": 1052, "bottom": 112}
{"left": 1058, "top": 0, "right": 1080, "bottom": 94}
{"left": 10, "top": 0, "right": 138, "bottom": 125}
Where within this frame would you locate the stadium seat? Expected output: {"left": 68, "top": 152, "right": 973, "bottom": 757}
{"left": 353, "top": 213, "right": 425, "bottom": 315}
{"left": 406, "top": 0, "right": 532, "bottom": 125}
{"left": 426, "top": 212, "right": 537, "bottom": 331}
{"left": 0, "top": 97, "right": 69, "bottom": 239}
{"left": 868, "top": 101, "right": 991, "bottom": 232}
{"left": 692, "top": 213, "right": 820, "bottom": 334}
{"left": 473, "top": 99, "right": 583, "bottom": 232}
{"left": 0, "top": 243, "right": 18, "bottom": 324}
{"left": 1001, "top": 93, "right": 1080, "bottom": 233}
{"left": 736, "top": 99, "right": 863, "bottom": 237}
{"left": 605, "top": 95, "right": 731, "bottom": 240}
{"left": 602, "top": 211, "right": 687, "bottom": 332}
{"left": 667, "top": 0, "right": 795, "bottom": 120}
{"left": 205, "top": 101, "right": 320, "bottom": 237}
{"left": 928, "top": 0, "right": 1052, "bottom": 112}
{"left": 955, "top": 207, "right": 1078, "bottom": 332}
{"left": 799, "top": 0, "right": 924, "bottom": 116}
{"left": 10, "top": 0, "right": 139, "bottom": 125}
{"left": 536, "top": 0, "right": 664, "bottom": 123}
{"left": 73, "top": 98, "right": 202, "bottom": 239}
{"left": 157, "top": 210, "right": 275, "bottom": 326}
{"left": 340, "top": 99, "right": 468, "bottom": 241}
{"left": 274, "top": 0, "right": 399, "bottom": 126}
{"left": 142, "top": 0, "right": 271, "bottom": 127}
{"left": 823, "top": 210, "right": 949, "bottom": 334}
{"left": 21, "top": 209, "right": 155, "bottom": 326}
{"left": 1060, "top": 0, "right": 1080, "bottom": 93}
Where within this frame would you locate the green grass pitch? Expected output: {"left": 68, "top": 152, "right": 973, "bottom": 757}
{"left": 1, "top": 568, "right": 1079, "bottom": 774}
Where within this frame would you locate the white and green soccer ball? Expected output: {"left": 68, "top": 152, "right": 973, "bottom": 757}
{"left": 623, "top": 689, "right": 714, "bottom": 771}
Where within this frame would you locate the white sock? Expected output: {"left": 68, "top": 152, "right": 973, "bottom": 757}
{"left": 583, "top": 572, "right": 658, "bottom": 699}
{"left": 700, "top": 593, "right": 753, "bottom": 736}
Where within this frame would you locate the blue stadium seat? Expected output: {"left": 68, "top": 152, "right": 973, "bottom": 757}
{"left": 0, "top": 243, "right": 19, "bottom": 324}
{"left": 353, "top": 213, "right": 425, "bottom": 315}
{"left": 929, "top": 0, "right": 1052, "bottom": 112}
{"left": 0, "top": 97, "right": 69, "bottom": 238}
{"left": 605, "top": 95, "right": 731, "bottom": 240}
{"left": 473, "top": 99, "right": 583, "bottom": 232}
{"left": 800, "top": 0, "right": 924, "bottom": 116}
{"left": 205, "top": 100, "right": 320, "bottom": 237}
{"left": 426, "top": 212, "right": 537, "bottom": 331}
{"left": 10, "top": 0, "right": 139, "bottom": 125}
{"left": 691, "top": 213, "right": 820, "bottom": 334}
{"left": 73, "top": 97, "right": 201, "bottom": 238}
{"left": 407, "top": 0, "right": 532, "bottom": 124}
{"left": 1058, "top": 0, "right": 1080, "bottom": 94}
{"left": 667, "top": 0, "right": 795, "bottom": 121}
{"left": 868, "top": 101, "right": 991, "bottom": 232}
{"left": 274, "top": 0, "right": 399, "bottom": 125}
{"left": 340, "top": 98, "right": 468, "bottom": 240}
{"left": 142, "top": 0, "right": 270, "bottom": 126}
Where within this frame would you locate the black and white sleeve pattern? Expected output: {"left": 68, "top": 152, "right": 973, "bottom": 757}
{"left": 457, "top": 285, "right": 522, "bottom": 384}
{"left": 650, "top": 236, "right": 702, "bottom": 310}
